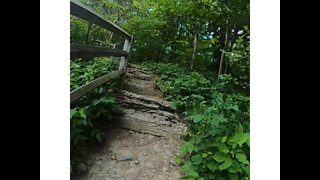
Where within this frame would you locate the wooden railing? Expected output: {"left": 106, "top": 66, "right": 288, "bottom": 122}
{"left": 70, "top": 0, "right": 133, "bottom": 103}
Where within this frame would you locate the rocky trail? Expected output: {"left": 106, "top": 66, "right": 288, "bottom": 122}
{"left": 72, "top": 64, "right": 186, "bottom": 180}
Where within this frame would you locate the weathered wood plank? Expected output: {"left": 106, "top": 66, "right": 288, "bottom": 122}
{"left": 118, "top": 39, "right": 132, "bottom": 89}
{"left": 70, "top": 69, "right": 125, "bottom": 103}
{"left": 70, "top": 0, "right": 132, "bottom": 41}
{"left": 70, "top": 44, "right": 128, "bottom": 59}
{"left": 118, "top": 39, "right": 132, "bottom": 70}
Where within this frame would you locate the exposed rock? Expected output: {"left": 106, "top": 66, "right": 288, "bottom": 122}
{"left": 162, "top": 167, "right": 168, "bottom": 172}
{"left": 117, "top": 154, "right": 133, "bottom": 161}
{"left": 71, "top": 64, "right": 184, "bottom": 180}
{"left": 118, "top": 109, "right": 182, "bottom": 139}
{"left": 119, "top": 94, "right": 173, "bottom": 113}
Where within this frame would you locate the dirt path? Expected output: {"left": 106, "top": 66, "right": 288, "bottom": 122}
{"left": 73, "top": 64, "right": 186, "bottom": 180}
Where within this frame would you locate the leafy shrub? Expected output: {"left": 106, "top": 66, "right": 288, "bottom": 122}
{"left": 70, "top": 57, "right": 120, "bottom": 174}
{"left": 144, "top": 63, "right": 250, "bottom": 180}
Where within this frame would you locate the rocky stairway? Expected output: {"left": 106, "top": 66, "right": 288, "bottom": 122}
{"left": 72, "top": 64, "right": 185, "bottom": 180}
{"left": 116, "top": 64, "right": 185, "bottom": 139}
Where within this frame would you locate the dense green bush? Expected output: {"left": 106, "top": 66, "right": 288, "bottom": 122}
{"left": 144, "top": 63, "right": 249, "bottom": 180}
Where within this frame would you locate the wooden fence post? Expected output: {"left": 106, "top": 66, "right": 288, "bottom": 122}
{"left": 119, "top": 38, "right": 132, "bottom": 88}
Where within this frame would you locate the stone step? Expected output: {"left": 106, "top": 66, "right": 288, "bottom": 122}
{"left": 127, "top": 63, "right": 148, "bottom": 71}
{"left": 118, "top": 90, "right": 173, "bottom": 112}
{"left": 126, "top": 70, "right": 154, "bottom": 81}
{"left": 127, "top": 67, "right": 150, "bottom": 74}
{"left": 117, "top": 109, "right": 185, "bottom": 139}
{"left": 124, "top": 79, "right": 163, "bottom": 97}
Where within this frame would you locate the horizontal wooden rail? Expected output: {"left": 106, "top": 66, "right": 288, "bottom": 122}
{"left": 71, "top": 69, "right": 125, "bottom": 103}
{"left": 70, "top": 0, "right": 133, "bottom": 102}
{"left": 70, "top": 0, "right": 132, "bottom": 41}
{"left": 71, "top": 44, "right": 128, "bottom": 59}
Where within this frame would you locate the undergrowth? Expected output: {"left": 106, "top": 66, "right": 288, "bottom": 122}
{"left": 144, "top": 62, "right": 250, "bottom": 180}
{"left": 70, "top": 57, "right": 121, "bottom": 174}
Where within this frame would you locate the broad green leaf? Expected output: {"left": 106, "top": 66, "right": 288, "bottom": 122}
{"left": 78, "top": 109, "right": 86, "bottom": 119}
{"left": 230, "top": 105, "right": 239, "bottom": 111}
{"left": 225, "top": 52, "right": 231, "bottom": 58}
{"left": 194, "top": 136, "right": 202, "bottom": 144}
{"left": 228, "top": 160, "right": 242, "bottom": 173}
{"left": 70, "top": 109, "right": 77, "bottom": 118}
{"left": 197, "top": 178, "right": 205, "bottom": 180}
{"left": 241, "top": 164, "right": 250, "bottom": 175}
{"left": 236, "top": 153, "right": 249, "bottom": 165}
{"left": 191, "top": 94, "right": 204, "bottom": 100}
{"left": 211, "top": 114, "right": 227, "bottom": 126}
{"left": 238, "top": 133, "right": 250, "bottom": 146}
{"left": 181, "top": 141, "right": 194, "bottom": 154}
{"left": 202, "top": 153, "right": 208, "bottom": 158}
{"left": 207, "top": 161, "right": 219, "bottom": 172}
{"left": 228, "top": 173, "right": 239, "bottom": 180}
{"left": 191, "top": 114, "right": 206, "bottom": 123}
{"left": 220, "top": 157, "right": 232, "bottom": 171}
{"left": 186, "top": 171, "right": 199, "bottom": 178}
{"left": 182, "top": 161, "right": 196, "bottom": 172}
{"left": 223, "top": 148, "right": 230, "bottom": 154}
{"left": 191, "top": 154, "right": 203, "bottom": 165}
{"left": 95, "top": 134, "right": 102, "bottom": 143}
{"left": 176, "top": 156, "right": 182, "bottom": 165}
{"left": 213, "top": 152, "right": 226, "bottom": 162}
{"left": 228, "top": 132, "right": 241, "bottom": 149}
{"left": 217, "top": 143, "right": 229, "bottom": 154}
{"left": 234, "top": 150, "right": 244, "bottom": 153}
{"left": 236, "top": 124, "right": 244, "bottom": 133}
{"left": 221, "top": 136, "right": 227, "bottom": 143}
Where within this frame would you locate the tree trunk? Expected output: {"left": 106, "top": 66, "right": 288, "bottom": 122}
{"left": 86, "top": 21, "right": 93, "bottom": 44}
{"left": 224, "top": 59, "right": 229, "bottom": 74}
{"left": 191, "top": 28, "right": 198, "bottom": 70}
{"left": 156, "top": 49, "right": 161, "bottom": 63}
{"left": 168, "top": 52, "right": 172, "bottom": 63}
{"left": 156, "top": 48, "right": 165, "bottom": 63}
{"left": 218, "top": 27, "right": 229, "bottom": 80}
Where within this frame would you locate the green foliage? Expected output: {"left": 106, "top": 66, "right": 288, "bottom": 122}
{"left": 219, "top": 32, "right": 250, "bottom": 95}
{"left": 144, "top": 63, "right": 249, "bottom": 179}
{"left": 122, "top": 0, "right": 250, "bottom": 72}
{"left": 71, "top": 0, "right": 133, "bottom": 47}
{"left": 70, "top": 0, "right": 250, "bottom": 178}
{"left": 71, "top": 0, "right": 250, "bottom": 75}
{"left": 70, "top": 57, "right": 120, "bottom": 174}
{"left": 70, "top": 57, "right": 118, "bottom": 91}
